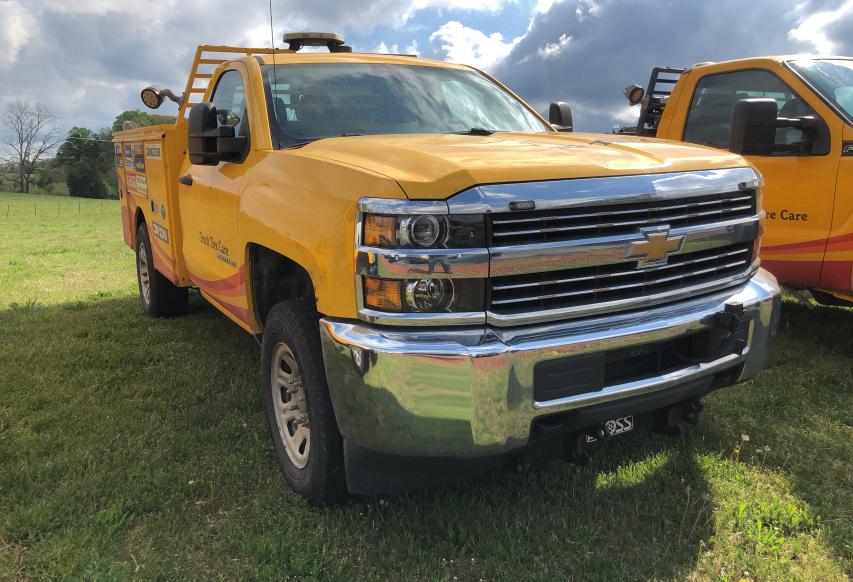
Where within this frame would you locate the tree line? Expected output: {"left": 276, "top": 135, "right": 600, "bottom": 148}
{"left": 1, "top": 102, "right": 175, "bottom": 198}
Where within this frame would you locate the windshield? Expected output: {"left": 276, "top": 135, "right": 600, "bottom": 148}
{"left": 788, "top": 58, "right": 853, "bottom": 121}
{"left": 261, "top": 64, "right": 550, "bottom": 148}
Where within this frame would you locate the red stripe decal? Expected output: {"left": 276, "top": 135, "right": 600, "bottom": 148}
{"left": 189, "top": 267, "right": 245, "bottom": 293}
{"left": 819, "top": 260, "right": 853, "bottom": 292}
{"left": 763, "top": 232, "right": 853, "bottom": 255}
{"left": 205, "top": 293, "right": 254, "bottom": 328}
{"left": 151, "top": 241, "right": 175, "bottom": 280}
{"left": 761, "top": 259, "right": 822, "bottom": 287}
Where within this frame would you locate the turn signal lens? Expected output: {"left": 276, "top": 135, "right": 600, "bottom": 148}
{"left": 363, "top": 215, "right": 398, "bottom": 247}
{"left": 363, "top": 277, "right": 402, "bottom": 311}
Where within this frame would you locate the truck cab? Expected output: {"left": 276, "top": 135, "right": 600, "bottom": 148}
{"left": 114, "top": 35, "right": 780, "bottom": 504}
{"left": 625, "top": 57, "right": 853, "bottom": 305}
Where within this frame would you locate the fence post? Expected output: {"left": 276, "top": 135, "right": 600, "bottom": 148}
{"left": 78, "top": 201, "right": 81, "bottom": 214}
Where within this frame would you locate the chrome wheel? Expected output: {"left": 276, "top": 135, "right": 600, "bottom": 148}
{"left": 271, "top": 342, "right": 310, "bottom": 469}
{"left": 137, "top": 241, "right": 151, "bottom": 305}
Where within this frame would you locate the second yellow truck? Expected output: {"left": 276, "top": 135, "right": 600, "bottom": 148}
{"left": 114, "top": 33, "right": 781, "bottom": 504}
{"left": 624, "top": 56, "right": 853, "bottom": 306}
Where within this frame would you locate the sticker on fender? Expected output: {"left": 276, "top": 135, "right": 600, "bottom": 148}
{"left": 152, "top": 222, "right": 169, "bottom": 244}
{"left": 586, "top": 416, "right": 634, "bottom": 443}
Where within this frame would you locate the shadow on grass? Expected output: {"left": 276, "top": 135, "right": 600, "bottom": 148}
{"left": 0, "top": 295, "right": 849, "bottom": 579}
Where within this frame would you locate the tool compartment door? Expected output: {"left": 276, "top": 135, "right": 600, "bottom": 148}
{"left": 114, "top": 127, "right": 184, "bottom": 285}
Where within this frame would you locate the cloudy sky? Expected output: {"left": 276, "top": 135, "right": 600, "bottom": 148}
{"left": 2, "top": 0, "right": 853, "bottom": 136}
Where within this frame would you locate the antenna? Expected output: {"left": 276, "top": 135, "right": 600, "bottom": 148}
{"left": 268, "top": 0, "right": 281, "bottom": 148}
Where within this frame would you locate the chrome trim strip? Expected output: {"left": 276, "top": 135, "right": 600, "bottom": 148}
{"left": 356, "top": 247, "right": 489, "bottom": 279}
{"left": 489, "top": 214, "right": 761, "bottom": 277}
{"left": 491, "top": 247, "right": 750, "bottom": 291}
{"left": 358, "top": 197, "right": 449, "bottom": 215}
{"left": 447, "top": 167, "right": 761, "bottom": 214}
{"left": 486, "top": 261, "right": 760, "bottom": 326}
{"left": 357, "top": 308, "right": 486, "bottom": 326}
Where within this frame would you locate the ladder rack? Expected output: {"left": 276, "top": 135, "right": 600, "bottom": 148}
{"left": 635, "top": 66, "right": 685, "bottom": 136}
{"left": 178, "top": 45, "right": 291, "bottom": 118}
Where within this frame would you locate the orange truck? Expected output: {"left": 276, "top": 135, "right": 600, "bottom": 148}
{"left": 113, "top": 33, "right": 780, "bottom": 504}
{"left": 623, "top": 57, "right": 853, "bottom": 306}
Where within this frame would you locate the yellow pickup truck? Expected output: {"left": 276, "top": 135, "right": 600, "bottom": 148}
{"left": 623, "top": 56, "right": 853, "bottom": 306}
{"left": 114, "top": 33, "right": 780, "bottom": 505}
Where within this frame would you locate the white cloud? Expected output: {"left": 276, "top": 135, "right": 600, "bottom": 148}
{"left": 0, "top": 1, "right": 36, "bottom": 67}
{"left": 788, "top": 0, "right": 853, "bottom": 54}
{"left": 406, "top": 40, "right": 421, "bottom": 56}
{"left": 492, "top": 0, "right": 853, "bottom": 131}
{"left": 537, "top": 33, "right": 571, "bottom": 59}
{"left": 414, "top": 0, "right": 514, "bottom": 12}
{"left": 429, "top": 21, "right": 521, "bottom": 70}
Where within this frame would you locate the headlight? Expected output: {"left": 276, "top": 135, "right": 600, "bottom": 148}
{"left": 401, "top": 215, "right": 443, "bottom": 248}
{"left": 357, "top": 201, "right": 487, "bottom": 320}
{"left": 362, "top": 213, "right": 485, "bottom": 249}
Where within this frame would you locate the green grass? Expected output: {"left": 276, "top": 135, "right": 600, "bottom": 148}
{"left": 1, "top": 191, "right": 851, "bottom": 580}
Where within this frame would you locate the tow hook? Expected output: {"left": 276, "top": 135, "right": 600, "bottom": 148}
{"left": 653, "top": 398, "right": 704, "bottom": 436}
{"left": 710, "top": 301, "right": 748, "bottom": 356}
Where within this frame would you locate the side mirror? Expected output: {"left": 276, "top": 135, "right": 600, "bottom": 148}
{"left": 549, "top": 101, "right": 573, "bottom": 132}
{"left": 188, "top": 103, "right": 247, "bottom": 165}
{"left": 730, "top": 98, "right": 777, "bottom": 156}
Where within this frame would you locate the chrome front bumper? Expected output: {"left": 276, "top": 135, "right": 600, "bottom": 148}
{"left": 320, "top": 268, "right": 781, "bottom": 458}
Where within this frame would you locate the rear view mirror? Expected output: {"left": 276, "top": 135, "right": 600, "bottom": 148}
{"left": 549, "top": 102, "right": 573, "bottom": 132}
{"left": 729, "top": 98, "right": 777, "bottom": 156}
{"left": 188, "top": 103, "right": 247, "bottom": 165}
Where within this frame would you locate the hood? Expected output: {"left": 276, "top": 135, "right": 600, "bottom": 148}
{"left": 293, "top": 131, "right": 749, "bottom": 200}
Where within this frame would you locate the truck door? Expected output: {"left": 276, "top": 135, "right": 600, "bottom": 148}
{"left": 824, "top": 124, "right": 853, "bottom": 293}
{"left": 179, "top": 65, "right": 252, "bottom": 326}
{"left": 677, "top": 67, "right": 841, "bottom": 288}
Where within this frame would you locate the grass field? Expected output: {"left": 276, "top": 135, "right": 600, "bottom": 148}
{"left": 0, "top": 191, "right": 851, "bottom": 580}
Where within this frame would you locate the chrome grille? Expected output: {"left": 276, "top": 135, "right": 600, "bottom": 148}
{"left": 489, "top": 242, "right": 755, "bottom": 315}
{"left": 489, "top": 190, "right": 756, "bottom": 246}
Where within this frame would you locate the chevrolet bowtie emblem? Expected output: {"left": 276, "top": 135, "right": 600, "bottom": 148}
{"left": 626, "top": 226, "right": 685, "bottom": 267}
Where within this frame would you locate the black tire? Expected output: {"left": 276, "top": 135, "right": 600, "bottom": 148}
{"left": 261, "top": 299, "right": 347, "bottom": 506}
{"left": 135, "top": 223, "right": 188, "bottom": 317}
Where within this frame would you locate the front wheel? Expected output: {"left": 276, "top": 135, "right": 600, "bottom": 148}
{"left": 261, "top": 299, "right": 347, "bottom": 506}
{"left": 135, "top": 223, "right": 188, "bottom": 317}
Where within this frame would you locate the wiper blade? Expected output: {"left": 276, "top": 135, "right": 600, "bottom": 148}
{"left": 449, "top": 127, "right": 495, "bottom": 136}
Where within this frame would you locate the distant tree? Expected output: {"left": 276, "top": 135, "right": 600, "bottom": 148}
{"left": 32, "top": 158, "right": 66, "bottom": 194}
{"left": 112, "top": 109, "right": 176, "bottom": 133}
{"left": 2, "top": 101, "right": 61, "bottom": 193}
{"left": 56, "top": 127, "right": 115, "bottom": 198}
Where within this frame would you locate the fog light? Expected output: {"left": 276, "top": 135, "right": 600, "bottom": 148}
{"left": 405, "top": 278, "right": 453, "bottom": 311}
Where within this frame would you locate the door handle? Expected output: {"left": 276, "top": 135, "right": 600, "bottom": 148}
{"left": 178, "top": 175, "right": 193, "bottom": 186}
